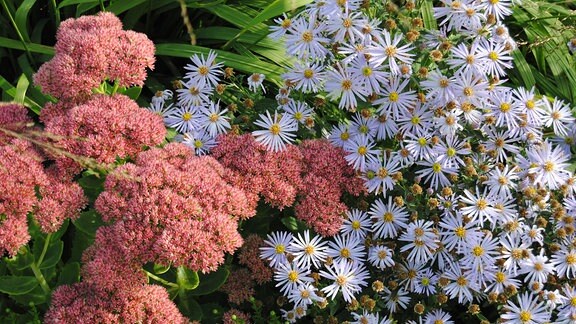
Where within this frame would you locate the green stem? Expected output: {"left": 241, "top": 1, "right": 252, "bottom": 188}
{"left": 111, "top": 81, "right": 119, "bottom": 95}
{"left": 0, "top": 0, "right": 35, "bottom": 66}
{"left": 30, "top": 263, "right": 50, "bottom": 295}
{"left": 99, "top": 0, "right": 105, "bottom": 11}
{"left": 30, "top": 233, "right": 53, "bottom": 295}
{"left": 144, "top": 270, "right": 179, "bottom": 288}
{"left": 49, "top": 0, "right": 60, "bottom": 28}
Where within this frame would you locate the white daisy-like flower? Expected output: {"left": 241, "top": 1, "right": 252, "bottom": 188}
{"left": 284, "top": 14, "right": 330, "bottom": 60}
{"left": 369, "top": 196, "right": 410, "bottom": 239}
{"left": 164, "top": 104, "right": 201, "bottom": 134}
{"left": 368, "top": 245, "right": 395, "bottom": 269}
{"left": 198, "top": 101, "right": 230, "bottom": 137}
{"left": 550, "top": 248, "right": 576, "bottom": 279}
{"left": 247, "top": 73, "right": 266, "bottom": 93}
{"left": 176, "top": 80, "right": 213, "bottom": 107}
{"left": 178, "top": 131, "right": 217, "bottom": 156}
{"left": 328, "top": 123, "right": 352, "bottom": 148}
{"left": 326, "top": 234, "right": 366, "bottom": 264}
{"left": 253, "top": 110, "right": 298, "bottom": 152}
{"left": 319, "top": 259, "right": 369, "bottom": 303}
{"left": 183, "top": 50, "right": 224, "bottom": 88}
{"left": 362, "top": 153, "right": 402, "bottom": 195}
{"left": 367, "top": 29, "right": 415, "bottom": 75}
{"left": 542, "top": 97, "right": 575, "bottom": 137}
{"left": 260, "top": 231, "right": 293, "bottom": 268}
{"left": 288, "top": 283, "right": 324, "bottom": 308}
{"left": 518, "top": 249, "right": 555, "bottom": 284}
{"left": 500, "top": 292, "right": 551, "bottom": 324}
{"left": 343, "top": 134, "right": 380, "bottom": 172}
{"left": 288, "top": 230, "right": 328, "bottom": 269}
{"left": 340, "top": 209, "right": 371, "bottom": 241}
{"left": 325, "top": 63, "right": 368, "bottom": 110}
{"left": 423, "top": 309, "right": 454, "bottom": 324}
{"left": 442, "top": 265, "right": 480, "bottom": 304}
{"left": 282, "top": 61, "right": 325, "bottom": 93}
{"left": 439, "top": 212, "right": 483, "bottom": 253}
{"left": 274, "top": 262, "right": 314, "bottom": 296}
{"left": 399, "top": 219, "right": 439, "bottom": 265}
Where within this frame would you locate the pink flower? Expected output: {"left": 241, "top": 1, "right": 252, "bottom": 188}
{"left": 94, "top": 143, "right": 252, "bottom": 272}
{"left": 0, "top": 103, "right": 32, "bottom": 145}
{"left": 45, "top": 282, "right": 187, "bottom": 324}
{"left": 238, "top": 234, "right": 273, "bottom": 284}
{"left": 43, "top": 94, "right": 166, "bottom": 175}
{"left": 34, "top": 12, "right": 155, "bottom": 102}
{"left": 223, "top": 309, "right": 252, "bottom": 324}
{"left": 221, "top": 268, "right": 255, "bottom": 304}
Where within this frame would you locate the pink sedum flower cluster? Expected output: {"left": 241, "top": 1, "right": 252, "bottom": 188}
{"left": 34, "top": 12, "right": 155, "bottom": 103}
{"left": 0, "top": 104, "right": 86, "bottom": 256}
{"left": 45, "top": 282, "right": 186, "bottom": 324}
{"left": 94, "top": 142, "right": 254, "bottom": 272}
{"left": 213, "top": 134, "right": 364, "bottom": 236}
{"left": 296, "top": 139, "right": 366, "bottom": 236}
{"left": 211, "top": 133, "right": 303, "bottom": 211}
{"left": 43, "top": 94, "right": 166, "bottom": 175}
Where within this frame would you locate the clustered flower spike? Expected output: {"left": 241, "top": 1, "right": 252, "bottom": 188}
{"left": 43, "top": 94, "right": 166, "bottom": 176}
{"left": 34, "top": 12, "right": 155, "bottom": 103}
{"left": 0, "top": 104, "right": 86, "bottom": 256}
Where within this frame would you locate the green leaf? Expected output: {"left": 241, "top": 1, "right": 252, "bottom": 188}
{"left": 0, "top": 36, "right": 54, "bottom": 55}
{"left": 0, "top": 276, "right": 38, "bottom": 295}
{"left": 177, "top": 292, "right": 203, "bottom": 321}
{"left": 14, "top": 74, "right": 29, "bottom": 104}
{"left": 72, "top": 210, "right": 105, "bottom": 237}
{"left": 8, "top": 284, "right": 48, "bottom": 305}
{"left": 120, "top": 86, "right": 142, "bottom": 100}
{"left": 281, "top": 216, "right": 299, "bottom": 231}
{"left": 14, "top": 0, "right": 37, "bottom": 43}
{"left": 77, "top": 174, "right": 105, "bottom": 203}
{"left": 57, "top": 0, "right": 98, "bottom": 9}
{"left": 154, "top": 263, "right": 171, "bottom": 275}
{"left": 57, "top": 262, "right": 81, "bottom": 286}
{"left": 107, "top": 0, "right": 147, "bottom": 15}
{"left": 155, "top": 43, "right": 285, "bottom": 85}
{"left": 0, "top": 75, "right": 43, "bottom": 114}
{"left": 176, "top": 266, "right": 199, "bottom": 291}
{"left": 419, "top": 0, "right": 437, "bottom": 30}
{"left": 188, "top": 266, "right": 229, "bottom": 296}
{"left": 39, "top": 241, "right": 63, "bottom": 269}
{"left": 4, "top": 249, "right": 34, "bottom": 272}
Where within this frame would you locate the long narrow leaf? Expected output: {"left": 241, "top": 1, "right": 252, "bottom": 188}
{"left": 0, "top": 75, "right": 42, "bottom": 114}
{"left": 14, "top": 74, "right": 29, "bottom": 105}
{"left": 0, "top": 36, "right": 55, "bottom": 55}
{"left": 155, "top": 43, "right": 284, "bottom": 85}
{"left": 107, "top": 0, "right": 147, "bottom": 15}
{"left": 58, "top": 0, "right": 98, "bottom": 9}
{"left": 14, "top": 0, "right": 37, "bottom": 43}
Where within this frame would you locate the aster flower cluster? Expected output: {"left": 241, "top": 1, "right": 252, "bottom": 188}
{"left": 34, "top": 12, "right": 155, "bottom": 103}
{"left": 0, "top": 104, "right": 86, "bottom": 256}
{"left": 258, "top": 0, "right": 576, "bottom": 322}
{"left": 147, "top": 50, "right": 233, "bottom": 156}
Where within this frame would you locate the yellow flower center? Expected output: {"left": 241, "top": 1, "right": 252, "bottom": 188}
{"left": 336, "top": 275, "right": 347, "bottom": 286}
{"left": 198, "top": 66, "right": 209, "bottom": 76}
{"left": 463, "top": 87, "right": 474, "bottom": 97}
{"left": 472, "top": 245, "right": 484, "bottom": 256}
{"left": 414, "top": 228, "right": 424, "bottom": 237}
{"left": 445, "top": 115, "right": 455, "bottom": 125}
{"left": 422, "top": 277, "right": 430, "bottom": 286}
{"left": 566, "top": 253, "right": 576, "bottom": 265}
{"left": 189, "top": 87, "right": 199, "bottom": 95}
{"left": 418, "top": 137, "right": 427, "bottom": 146}
{"left": 476, "top": 199, "right": 487, "bottom": 210}
{"left": 525, "top": 100, "right": 535, "bottom": 109}
{"left": 302, "top": 31, "right": 313, "bottom": 42}
{"left": 466, "top": 55, "right": 475, "bottom": 64}
{"left": 342, "top": 79, "right": 353, "bottom": 91}
{"left": 340, "top": 248, "right": 350, "bottom": 258}
{"left": 543, "top": 161, "right": 554, "bottom": 172}
{"left": 303, "top": 68, "right": 314, "bottom": 79}
{"left": 389, "top": 92, "right": 399, "bottom": 102}
{"left": 281, "top": 18, "right": 291, "bottom": 29}
{"left": 362, "top": 66, "right": 373, "bottom": 76}
{"left": 209, "top": 113, "right": 219, "bottom": 122}
{"left": 343, "top": 18, "right": 352, "bottom": 28}
{"left": 378, "top": 167, "right": 388, "bottom": 178}
{"left": 447, "top": 147, "right": 456, "bottom": 157}
{"left": 571, "top": 297, "right": 576, "bottom": 307}
{"left": 432, "top": 162, "right": 442, "bottom": 173}
{"left": 385, "top": 46, "right": 397, "bottom": 57}
{"left": 488, "top": 51, "right": 499, "bottom": 61}
{"left": 193, "top": 140, "right": 203, "bottom": 149}
{"left": 270, "top": 124, "right": 281, "bottom": 135}
{"left": 275, "top": 244, "right": 285, "bottom": 254}
{"left": 378, "top": 250, "right": 388, "bottom": 259}
{"left": 500, "top": 103, "right": 511, "bottom": 112}
{"left": 439, "top": 78, "right": 449, "bottom": 88}
{"left": 351, "top": 220, "right": 361, "bottom": 230}
{"left": 519, "top": 311, "right": 531, "bottom": 322}
{"left": 455, "top": 226, "right": 466, "bottom": 238}
{"left": 182, "top": 112, "right": 192, "bottom": 121}
{"left": 411, "top": 116, "right": 421, "bottom": 125}
{"left": 456, "top": 276, "right": 467, "bottom": 286}
{"left": 495, "top": 272, "right": 505, "bottom": 283}
{"left": 301, "top": 290, "right": 310, "bottom": 298}
{"left": 357, "top": 146, "right": 367, "bottom": 155}
{"left": 288, "top": 270, "right": 298, "bottom": 282}
{"left": 383, "top": 212, "right": 394, "bottom": 222}
{"left": 304, "top": 245, "right": 314, "bottom": 255}
{"left": 340, "top": 131, "right": 350, "bottom": 140}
